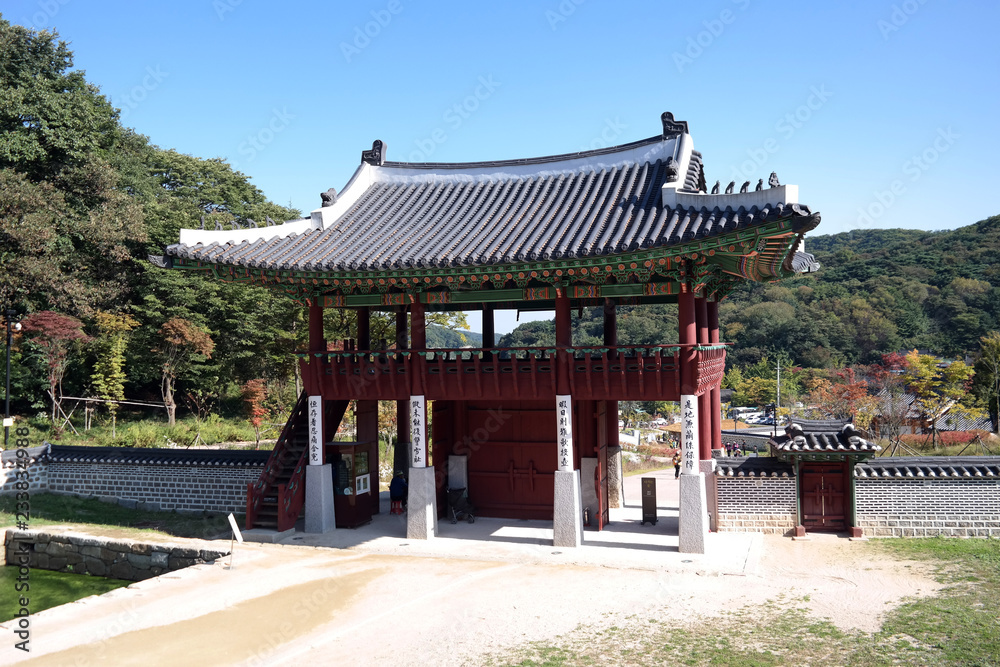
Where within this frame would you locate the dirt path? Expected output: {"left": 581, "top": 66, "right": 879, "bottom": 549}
{"left": 4, "top": 530, "right": 940, "bottom": 667}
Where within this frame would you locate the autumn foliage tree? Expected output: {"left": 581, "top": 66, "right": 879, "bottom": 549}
{"left": 19, "top": 311, "right": 90, "bottom": 425}
{"left": 242, "top": 379, "right": 269, "bottom": 448}
{"left": 156, "top": 317, "right": 214, "bottom": 427}
{"left": 903, "top": 350, "right": 979, "bottom": 449}
{"left": 807, "top": 367, "right": 879, "bottom": 428}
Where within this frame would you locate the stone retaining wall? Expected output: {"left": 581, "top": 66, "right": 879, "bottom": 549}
{"left": 3, "top": 529, "right": 229, "bottom": 581}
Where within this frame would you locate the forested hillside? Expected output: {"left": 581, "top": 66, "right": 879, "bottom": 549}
{"left": 500, "top": 216, "right": 1000, "bottom": 370}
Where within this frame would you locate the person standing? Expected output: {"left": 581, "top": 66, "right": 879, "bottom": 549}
{"left": 672, "top": 451, "right": 681, "bottom": 479}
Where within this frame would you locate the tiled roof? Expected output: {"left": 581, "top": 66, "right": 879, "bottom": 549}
{"left": 164, "top": 115, "right": 821, "bottom": 276}
{"left": 45, "top": 444, "right": 270, "bottom": 467}
{"left": 856, "top": 456, "right": 1000, "bottom": 479}
{"left": 715, "top": 457, "right": 794, "bottom": 477}
{"left": 1, "top": 444, "right": 47, "bottom": 467}
{"left": 769, "top": 419, "right": 881, "bottom": 454}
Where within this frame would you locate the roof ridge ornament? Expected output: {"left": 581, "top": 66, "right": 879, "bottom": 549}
{"left": 660, "top": 112, "right": 689, "bottom": 138}
{"left": 362, "top": 139, "right": 386, "bottom": 166}
{"left": 320, "top": 187, "right": 338, "bottom": 207}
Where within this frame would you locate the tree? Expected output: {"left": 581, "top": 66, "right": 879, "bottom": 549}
{"left": 242, "top": 379, "right": 269, "bottom": 449}
{"left": 0, "top": 19, "right": 147, "bottom": 317}
{"left": 156, "top": 317, "right": 214, "bottom": 427}
{"left": 972, "top": 332, "right": 1000, "bottom": 434}
{"left": 903, "top": 350, "right": 978, "bottom": 448}
{"left": 868, "top": 352, "right": 911, "bottom": 444}
{"left": 807, "top": 367, "right": 878, "bottom": 428}
{"left": 90, "top": 312, "right": 138, "bottom": 437}
{"left": 19, "top": 310, "right": 89, "bottom": 425}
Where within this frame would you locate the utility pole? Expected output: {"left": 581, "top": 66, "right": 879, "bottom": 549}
{"left": 5, "top": 309, "right": 22, "bottom": 449}
{"left": 774, "top": 359, "right": 781, "bottom": 438}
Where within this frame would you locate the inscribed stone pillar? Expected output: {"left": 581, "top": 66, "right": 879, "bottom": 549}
{"left": 553, "top": 287, "right": 583, "bottom": 546}
{"left": 407, "top": 299, "right": 436, "bottom": 540}
{"left": 304, "top": 394, "right": 336, "bottom": 533}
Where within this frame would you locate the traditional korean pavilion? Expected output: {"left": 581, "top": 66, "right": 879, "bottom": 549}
{"left": 157, "top": 112, "right": 822, "bottom": 550}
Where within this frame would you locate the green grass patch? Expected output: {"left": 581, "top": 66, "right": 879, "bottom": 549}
{"left": 0, "top": 494, "right": 237, "bottom": 540}
{"left": 0, "top": 567, "right": 129, "bottom": 622}
{"left": 499, "top": 538, "right": 1000, "bottom": 666}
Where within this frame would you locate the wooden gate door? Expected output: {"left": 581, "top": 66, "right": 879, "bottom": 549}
{"left": 464, "top": 403, "right": 555, "bottom": 520}
{"left": 595, "top": 401, "right": 609, "bottom": 529}
{"left": 800, "top": 461, "right": 847, "bottom": 531}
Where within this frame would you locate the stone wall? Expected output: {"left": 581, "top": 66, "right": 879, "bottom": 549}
{"left": 45, "top": 462, "right": 261, "bottom": 513}
{"left": 716, "top": 477, "right": 797, "bottom": 534}
{"left": 4, "top": 529, "right": 229, "bottom": 581}
{"left": 1, "top": 444, "right": 268, "bottom": 515}
{"left": 856, "top": 478, "right": 1000, "bottom": 537}
{"left": 0, "top": 445, "right": 48, "bottom": 495}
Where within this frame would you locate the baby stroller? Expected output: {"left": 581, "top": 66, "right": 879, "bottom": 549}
{"left": 447, "top": 487, "right": 476, "bottom": 524}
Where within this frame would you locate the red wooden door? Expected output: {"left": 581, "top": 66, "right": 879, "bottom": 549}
{"left": 800, "top": 462, "right": 847, "bottom": 531}
{"left": 464, "top": 402, "right": 555, "bottom": 520}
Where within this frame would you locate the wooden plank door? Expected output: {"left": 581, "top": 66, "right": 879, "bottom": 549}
{"left": 800, "top": 462, "right": 847, "bottom": 531}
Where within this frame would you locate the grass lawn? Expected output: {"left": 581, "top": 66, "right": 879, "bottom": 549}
{"left": 0, "top": 494, "right": 238, "bottom": 540}
{"left": 499, "top": 537, "right": 1000, "bottom": 666}
{"left": 0, "top": 567, "right": 130, "bottom": 623}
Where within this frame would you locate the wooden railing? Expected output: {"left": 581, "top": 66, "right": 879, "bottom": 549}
{"left": 298, "top": 343, "right": 726, "bottom": 402}
{"left": 277, "top": 449, "right": 308, "bottom": 532}
{"left": 245, "top": 392, "right": 309, "bottom": 530}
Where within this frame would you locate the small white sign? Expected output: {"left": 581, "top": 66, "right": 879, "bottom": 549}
{"left": 308, "top": 395, "right": 323, "bottom": 465}
{"left": 227, "top": 513, "right": 244, "bottom": 543}
{"left": 681, "top": 394, "right": 698, "bottom": 475}
{"left": 2, "top": 417, "right": 12, "bottom": 428}
{"left": 556, "top": 395, "right": 573, "bottom": 471}
{"left": 356, "top": 474, "right": 370, "bottom": 495}
{"left": 410, "top": 395, "right": 426, "bottom": 467}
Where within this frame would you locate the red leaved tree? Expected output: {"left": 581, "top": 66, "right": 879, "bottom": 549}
{"left": 156, "top": 317, "right": 214, "bottom": 427}
{"left": 20, "top": 311, "right": 90, "bottom": 425}
{"left": 242, "top": 379, "right": 269, "bottom": 449}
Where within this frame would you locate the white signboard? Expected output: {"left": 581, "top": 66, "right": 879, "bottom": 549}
{"left": 227, "top": 513, "right": 244, "bottom": 543}
{"left": 556, "top": 395, "right": 573, "bottom": 471}
{"left": 681, "top": 394, "right": 698, "bottom": 475}
{"left": 410, "top": 395, "right": 426, "bottom": 467}
{"left": 308, "top": 395, "right": 323, "bottom": 465}
{"left": 2, "top": 417, "right": 13, "bottom": 427}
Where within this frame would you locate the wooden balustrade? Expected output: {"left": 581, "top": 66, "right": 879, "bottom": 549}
{"left": 298, "top": 344, "right": 725, "bottom": 402}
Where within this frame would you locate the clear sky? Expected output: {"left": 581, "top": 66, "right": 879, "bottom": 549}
{"left": 6, "top": 0, "right": 998, "bottom": 333}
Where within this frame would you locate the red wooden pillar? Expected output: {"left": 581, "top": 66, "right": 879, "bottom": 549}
{"left": 708, "top": 299, "right": 722, "bottom": 455}
{"left": 482, "top": 304, "right": 495, "bottom": 350}
{"left": 396, "top": 307, "right": 409, "bottom": 455}
{"left": 357, "top": 306, "right": 370, "bottom": 350}
{"left": 555, "top": 286, "right": 572, "bottom": 395}
{"left": 678, "top": 284, "right": 696, "bottom": 394}
{"left": 678, "top": 281, "right": 699, "bottom": 474}
{"left": 603, "top": 297, "right": 618, "bottom": 469}
{"left": 410, "top": 297, "right": 428, "bottom": 467}
{"left": 308, "top": 303, "right": 325, "bottom": 353}
{"left": 696, "top": 296, "right": 712, "bottom": 460}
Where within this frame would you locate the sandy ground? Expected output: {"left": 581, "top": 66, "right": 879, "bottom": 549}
{"left": 2, "top": 471, "right": 942, "bottom": 666}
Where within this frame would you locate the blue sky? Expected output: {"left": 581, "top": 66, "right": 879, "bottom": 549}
{"left": 6, "top": 0, "right": 999, "bottom": 332}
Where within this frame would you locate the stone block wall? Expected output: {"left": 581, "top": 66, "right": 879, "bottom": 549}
{"left": 4, "top": 529, "right": 229, "bottom": 581}
{"left": 716, "top": 477, "right": 796, "bottom": 534}
{"left": 0, "top": 446, "right": 49, "bottom": 495}
{"left": 856, "top": 478, "right": 1000, "bottom": 537}
{"left": 45, "top": 462, "right": 261, "bottom": 513}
